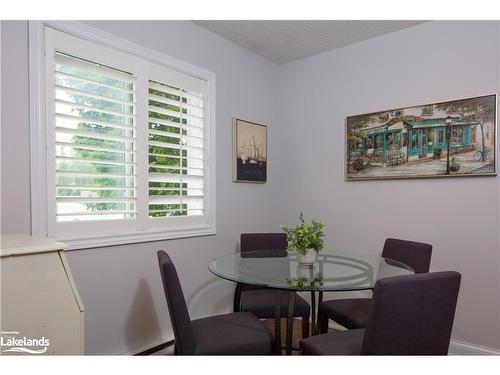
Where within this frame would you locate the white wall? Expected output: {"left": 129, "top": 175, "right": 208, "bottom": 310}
{"left": 1, "top": 21, "right": 31, "bottom": 233}
{"left": 1, "top": 20, "right": 282, "bottom": 354}
{"left": 277, "top": 21, "right": 500, "bottom": 350}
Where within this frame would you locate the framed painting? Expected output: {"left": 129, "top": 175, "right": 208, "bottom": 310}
{"left": 345, "top": 94, "right": 497, "bottom": 180}
{"left": 233, "top": 118, "right": 267, "bottom": 183}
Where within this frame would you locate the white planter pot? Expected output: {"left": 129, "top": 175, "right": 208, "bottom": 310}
{"left": 297, "top": 264, "right": 316, "bottom": 279}
{"left": 297, "top": 249, "right": 317, "bottom": 265}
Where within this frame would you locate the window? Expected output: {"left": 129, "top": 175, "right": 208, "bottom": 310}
{"left": 30, "top": 23, "right": 215, "bottom": 249}
{"left": 147, "top": 79, "right": 204, "bottom": 220}
{"left": 428, "top": 129, "right": 435, "bottom": 143}
{"left": 438, "top": 129, "right": 445, "bottom": 144}
{"left": 54, "top": 52, "right": 137, "bottom": 224}
{"left": 393, "top": 132, "right": 401, "bottom": 145}
{"left": 411, "top": 131, "right": 418, "bottom": 148}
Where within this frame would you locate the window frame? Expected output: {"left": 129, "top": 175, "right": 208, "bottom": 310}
{"left": 29, "top": 21, "right": 216, "bottom": 250}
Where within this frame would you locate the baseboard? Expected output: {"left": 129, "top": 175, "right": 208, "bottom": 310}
{"left": 327, "top": 321, "right": 500, "bottom": 356}
{"left": 448, "top": 340, "right": 500, "bottom": 355}
{"left": 119, "top": 332, "right": 500, "bottom": 356}
{"left": 121, "top": 336, "right": 175, "bottom": 356}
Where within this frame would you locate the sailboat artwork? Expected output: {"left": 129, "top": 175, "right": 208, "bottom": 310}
{"left": 244, "top": 136, "right": 261, "bottom": 164}
{"left": 233, "top": 119, "right": 268, "bottom": 183}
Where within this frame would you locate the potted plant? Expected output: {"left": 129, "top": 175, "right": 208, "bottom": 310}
{"left": 281, "top": 213, "right": 325, "bottom": 265}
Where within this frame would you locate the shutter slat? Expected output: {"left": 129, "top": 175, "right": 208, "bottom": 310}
{"left": 148, "top": 164, "right": 204, "bottom": 173}
{"left": 56, "top": 156, "right": 136, "bottom": 167}
{"left": 55, "top": 71, "right": 135, "bottom": 94}
{"left": 55, "top": 126, "right": 136, "bottom": 143}
{"left": 56, "top": 210, "right": 136, "bottom": 217}
{"left": 148, "top": 152, "right": 203, "bottom": 161}
{"left": 148, "top": 128, "right": 203, "bottom": 141}
{"left": 56, "top": 99, "right": 135, "bottom": 119}
{"left": 149, "top": 93, "right": 203, "bottom": 110}
{"left": 56, "top": 113, "right": 134, "bottom": 131}
{"left": 57, "top": 185, "right": 136, "bottom": 191}
{"left": 148, "top": 163, "right": 203, "bottom": 170}
{"left": 148, "top": 187, "right": 204, "bottom": 193}
{"left": 55, "top": 84, "right": 135, "bottom": 106}
{"left": 149, "top": 196, "right": 203, "bottom": 204}
{"left": 55, "top": 52, "right": 134, "bottom": 83}
{"left": 149, "top": 209, "right": 204, "bottom": 215}
{"left": 56, "top": 170, "right": 135, "bottom": 178}
{"left": 148, "top": 105, "right": 202, "bottom": 122}
{"left": 148, "top": 140, "right": 203, "bottom": 152}
{"left": 148, "top": 173, "right": 203, "bottom": 184}
{"left": 56, "top": 141, "right": 134, "bottom": 155}
{"left": 149, "top": 81, "right": 203, "bottom": 100}
{"left": 56, "top": 197, "right": 136, "bottom": 203}
{"left": 148, "top": 116, "right": 203, "bottom": 130}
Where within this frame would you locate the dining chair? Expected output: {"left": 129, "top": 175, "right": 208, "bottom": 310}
{"left": 318, "top": 238, "right": 432, "bottom": 333}
{"left": 301, "top": 271, "right": 461, "bottom": 355}
{"left": 234, "top": 233, "right": 311, "bottom": 338}
{"left": 157, "top": 251, "right": 273, "bottom": 355}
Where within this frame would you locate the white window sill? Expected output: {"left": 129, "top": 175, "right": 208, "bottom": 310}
{"left": 53, "top": 226, "right": 216, "bottom": 251}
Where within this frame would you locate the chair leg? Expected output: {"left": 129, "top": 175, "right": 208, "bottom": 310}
{"left": 318, "top": 311, "right": 329, "bottom": 334}
{"left": 273, "top": 291, "right": 282, "bottom": 354}
{"left": 302, "top": 316, "right": 310, "bottom": 339}
{"left": 233, "top": 283, "right": 242, "bottom": 312}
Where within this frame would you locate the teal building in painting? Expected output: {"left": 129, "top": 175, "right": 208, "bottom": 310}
{"left": 404, "top": 118, "right": 478, "bottom": 161}
{"left": 350, "top": 116, "right": 479, "bottom": 166}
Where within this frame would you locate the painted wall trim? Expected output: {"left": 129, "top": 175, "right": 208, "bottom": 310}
{"left": 60, "top": 227, "right": 216, "bottom": 251}
{"left": 449, "top": 339, "right": 500, "bottom": 355}
{"left": 328, "top": 314, "right": 500, "bottom": 355}
{"left": 121, "top": 335, "right": 500, "bottom": 356}
{"left": 122, "top": 336, "right": 174, "bottom": 356}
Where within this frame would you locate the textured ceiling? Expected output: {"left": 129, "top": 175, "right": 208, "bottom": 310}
{"left": 192, "top": 20, "right": 426, "bottom": 65}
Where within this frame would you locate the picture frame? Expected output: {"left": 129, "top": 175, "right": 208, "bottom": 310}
{"left": 345, "top": 94, "right": 497, "bottom": 180}
{"left": 233, "top": 118, "right": 268, "bottom": 183}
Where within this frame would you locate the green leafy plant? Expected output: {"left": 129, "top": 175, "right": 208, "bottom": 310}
{"left": 281, "top": 213, "right": 325, "bottom": 256}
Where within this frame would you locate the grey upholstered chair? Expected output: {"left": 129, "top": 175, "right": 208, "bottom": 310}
{"left": 301, "top": 271, "right": 461, "bottom": 355}
{"left": 157, "top": 251, "right": 273, "bottom": 355}
{"left": 318, "top": 238, "right": 432, "bottom": 332}
{"left": 233, "top": 233, "right": 311, "bottom": 338}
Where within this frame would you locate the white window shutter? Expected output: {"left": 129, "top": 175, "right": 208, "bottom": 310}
{"left": 148, "top": 80, "right": 205, "bottom": 218}
{"left": 35, "top": 24, "right": 215, "bottom": 247}
{"left": 53, "top": 52, "right": 137, "bottom": 222}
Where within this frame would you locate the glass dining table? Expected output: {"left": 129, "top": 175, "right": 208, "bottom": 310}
{"left": 209, "top": 249, "right": 414, "bottom": 355}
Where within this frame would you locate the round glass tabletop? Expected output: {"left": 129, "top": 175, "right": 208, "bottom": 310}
{"left": 209, "top": 249, "right": 414, "bottom": 291}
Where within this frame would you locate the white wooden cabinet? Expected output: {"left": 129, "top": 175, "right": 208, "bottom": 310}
{"left": 0, "top": 234, "right": 85, "bottom": 355}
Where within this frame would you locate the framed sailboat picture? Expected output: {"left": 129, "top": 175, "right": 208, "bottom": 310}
{"left": 233, "top": 118, "right": 267, "bottom": 183}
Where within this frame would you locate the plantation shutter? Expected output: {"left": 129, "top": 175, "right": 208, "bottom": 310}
{"left": 148, "top": 79, "right": 205, "bottom": 218}
{"left": 53, "top": 52, "right": 137, "bottom": 222}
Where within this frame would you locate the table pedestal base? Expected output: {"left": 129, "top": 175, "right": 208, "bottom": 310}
{"left": 274, "top": 290, "right": 323, "bottom": 355}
